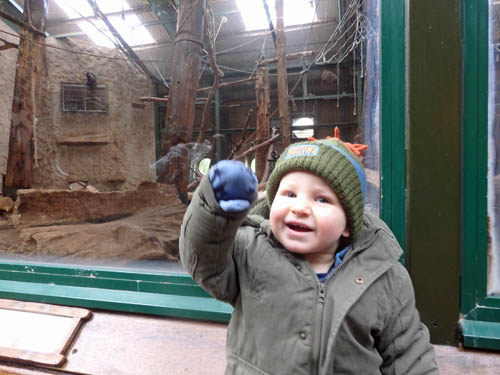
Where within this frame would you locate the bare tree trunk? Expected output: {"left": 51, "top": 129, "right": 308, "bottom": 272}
{"left": 255, "top": 67, "right": 270, "bottom": 181}
{"left": 197, "top": 6, "right": 221, "bottom": 144}
{"left": 160, "top": 0, "right": 206, "bottom": 199}
{"left": 275, "top": 0, "right": 290, "bottom": 151}
{"left": 4, "top": 0, "right": 47, "bottom": 193}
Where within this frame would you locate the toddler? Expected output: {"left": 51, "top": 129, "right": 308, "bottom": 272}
{"left": 180, "top": 136, "right": 438, "bottom": 374}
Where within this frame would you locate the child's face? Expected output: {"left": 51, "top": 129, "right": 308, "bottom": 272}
{"left": 269, "top": 171, "right": 349, "bottom": 266}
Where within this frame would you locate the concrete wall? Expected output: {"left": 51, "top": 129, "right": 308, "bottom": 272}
{"left": 0, "top": 29, "right": 156, "bottom": 192}
{"left": 33, "top": 37, "right": 156, "bottom": 191}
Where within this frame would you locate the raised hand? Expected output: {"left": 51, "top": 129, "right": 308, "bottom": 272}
{"left": 209, "top": 160, "right": 258, "bottom": 212}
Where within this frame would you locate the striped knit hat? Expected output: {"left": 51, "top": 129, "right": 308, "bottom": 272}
{"left": 266, "top": 133, "right": 367, "bottom": 240}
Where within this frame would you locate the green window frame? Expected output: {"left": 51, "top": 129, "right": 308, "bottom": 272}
{"left": 461, "top": 0, "right": 500, "bottom": 350}
{"left": 381, "top": 0, "right": 406, "bottom": 254}
{"left": 0, "top": 0, "right": 406, "bottom": 322}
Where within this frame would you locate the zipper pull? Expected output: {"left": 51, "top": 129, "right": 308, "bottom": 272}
{"left": 318, "top": 283, "right": 326, "bottom": 304}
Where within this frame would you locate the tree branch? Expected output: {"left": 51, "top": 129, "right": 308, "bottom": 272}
{"left": 261, "top": 127, "right": 278, "bottom": 183}
{"left": 228, "top": 108, "right": 254, "bottom": 159}
{"left": 197, "top": 77, "right": 257, "bottom": 92}
{"left": 234, "top": 133, "right": 279, "bottom": 160}
{"left": 0, "top": 38, "right": 18, "bottom": 51}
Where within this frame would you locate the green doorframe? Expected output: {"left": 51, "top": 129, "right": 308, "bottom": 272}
{"left": 406, "top": 0, "right": 462, "bottom": 345}
{"left": 380, "top": 0, "right": 406, "bottom": 253}
{"left": 461, "top": 0, "right": 500, "bottom": 350}
{"left": 0, "top": 2, "right": 407, "bottom": 323}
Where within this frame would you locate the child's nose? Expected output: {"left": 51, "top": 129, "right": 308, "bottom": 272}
{"left": 290, "top": 198, "right": 311, "bottom": 215}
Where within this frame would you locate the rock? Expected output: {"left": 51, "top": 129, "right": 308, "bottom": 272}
{"left": 18, "top": 204, "right": 184, "bottom": 262}
{"left": 86, "top": 184, "right": 99, "bottom": 193}
{"left": 0, "top": 196, "right": 14, "bottom": 213}
{"left": 14, "top": 183, "right": 181, "bottom": 228}
{"left": 68, "top": 182, "right": 87, "bottom": 191}
{"left": 0, "top": 184, "right": 186, "bottom": 262}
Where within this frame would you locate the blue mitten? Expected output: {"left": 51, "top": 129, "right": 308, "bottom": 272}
{"left": 209, "top": 160, "right": 258, "bottom": 212}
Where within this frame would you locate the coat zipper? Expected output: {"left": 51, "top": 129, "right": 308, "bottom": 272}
{"left": 312, "top": 282, "right": 326, "bottom": 375}
{"left": 312, "top": 231, "right": 381, "bottom": 375}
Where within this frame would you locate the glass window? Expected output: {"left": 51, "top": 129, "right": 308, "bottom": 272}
{"left": 0, "top": 0, "right": 389, "bottom": 304}
{"left": 53, "top": 0, "right": 155, "bottom": 48}
{"left": 235, "top": 0, "right": 317, "bottom": 31}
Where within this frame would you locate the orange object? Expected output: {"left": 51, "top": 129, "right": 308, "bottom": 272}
{"left": 308, "top": 127, "right": 368, "bottom": 156}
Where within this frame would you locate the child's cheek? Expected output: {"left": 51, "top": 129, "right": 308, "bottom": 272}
{"left": 269, "top": 204, "right": 282, "bottom": 235}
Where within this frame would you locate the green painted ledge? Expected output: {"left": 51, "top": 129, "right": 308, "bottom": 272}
{"left": 460, "top": 320, "right": 500, "bottom": 350}
{"left": 0, "top": 279, "right": 232, "bottom": 323}
{"left": 0, "top": 262, "right": 232, "bottom": 323}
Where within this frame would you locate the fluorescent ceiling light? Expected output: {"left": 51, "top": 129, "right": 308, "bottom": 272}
{"left": 236, "top": 0, "right": 317, "bottom": 31}
{"left": 54, "top": 0, "right": 155, "bottom": 48}
{"left": 293, "top": 117, "right": 314, "bottom": 139}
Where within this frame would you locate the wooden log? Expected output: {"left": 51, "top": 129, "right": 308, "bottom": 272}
{"left": 261, "top": 127, "right": 278, "bottom": 183}
{"left": 257, "top": 51, "right": 315, "bottom": 66}
{"left": 255, "top": 67, "right": 271, "bottom": 181}
{"left": 141, "top": 96, "right": 169, "bottom": 103}
{"left": 55, "top": 134, "right": 113, "bottom": 145}
{"left": 12, "top": 183, "right": 180, "bottom": 228}
{"left": 275, "top": 0, "right": 291, "bottom": 151}
{"left": 160, "top": 0, "right": 207, "bottom": 197}
{"left": 4, "top": 0, "right": 47, "bottom": 192}
{"left": 197, "top": 77, "right": 257, "bottom": 92}
{"left": 197, "top": 8, "right": 220, "bottom": 144}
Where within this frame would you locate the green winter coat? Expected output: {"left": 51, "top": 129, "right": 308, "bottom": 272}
{"left": 180, "top": 176, "right": 439, "bottom": 375}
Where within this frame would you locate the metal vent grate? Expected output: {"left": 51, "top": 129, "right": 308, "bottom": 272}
{"left": 61, "top": 84, "right": 107, "bottom": 112}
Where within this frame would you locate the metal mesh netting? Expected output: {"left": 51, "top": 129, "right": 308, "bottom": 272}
{"left": 315, "top": 0, "right": 375, "bottom": 66}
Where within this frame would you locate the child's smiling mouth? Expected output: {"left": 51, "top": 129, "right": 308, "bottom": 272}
{"left": 286, "top": 222, "right": 313, "bottom": 232}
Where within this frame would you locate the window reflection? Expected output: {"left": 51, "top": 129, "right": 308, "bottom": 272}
{"left": 0, "top": 0, "right": 380, "bottom": 272}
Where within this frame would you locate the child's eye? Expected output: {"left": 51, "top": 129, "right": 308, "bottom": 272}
{"left": 279, "top": 189, "right": 296, "bottom": 198}
{"left": 316, "top": 197, "right": 330, "bottom": 203}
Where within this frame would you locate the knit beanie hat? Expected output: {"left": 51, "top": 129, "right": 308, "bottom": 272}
{"left": 266, "top": 133, "right": 367, "bottom": 240}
